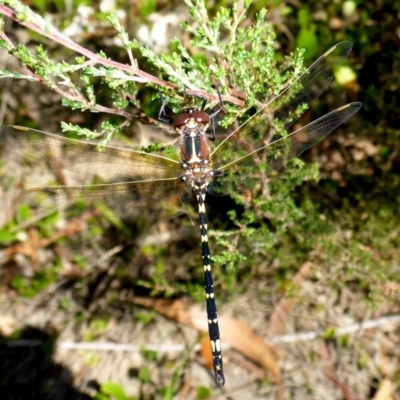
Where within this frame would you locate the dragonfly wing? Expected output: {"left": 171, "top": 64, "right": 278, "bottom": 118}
{"left": 20, "top": 178, "right": 193, "bottom": 220}
{"left": 212, "top": 41, "right": 354, "bottom": 162}
{"left": 271, "top": 41, "right": 354, "bottom": 129}
{"left": 0, "top": 125, "right": 182, "bottom": 182}
{"left": 210, "top": 102, "right": 362, "bottom": 195}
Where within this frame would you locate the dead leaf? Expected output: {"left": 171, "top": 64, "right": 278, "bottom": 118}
{"left": 199, "top": 334, "right": 213, "bottom": 370}
{"left": 0, "top": 315, "right": 17, "bottom": 336}
{"left": 130, "top": 296, "right": 281, "bottom": 386}
{"left": 267, "top": 262, "right": 312, "bottom": 336}
{"left": 218, "top": 314, "right": 280, "bottom": 384}
{"left": 318, "top": 340, "right": 355, "bottom": 400}
{"left": 372, "top": 379, "right": 393, "bottom": 400}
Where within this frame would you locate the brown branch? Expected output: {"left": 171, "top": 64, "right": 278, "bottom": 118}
{"left": 0, "top": 29, "right": 136, "bottom": 121}
{"left": 0, "top": 4, "right": 245, "bottom": 108}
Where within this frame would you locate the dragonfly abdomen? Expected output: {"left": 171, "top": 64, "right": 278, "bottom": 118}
{"left": 195, "top": 188, "right": 225, "bottom": 386}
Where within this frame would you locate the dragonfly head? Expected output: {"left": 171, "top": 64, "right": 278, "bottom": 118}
{"left": 174, "top": 107, "right": 210, "bottom": 135}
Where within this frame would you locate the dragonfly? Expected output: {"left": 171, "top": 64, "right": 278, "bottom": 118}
{"left": 0, "top": 41, "right": 361, "bottom": 386}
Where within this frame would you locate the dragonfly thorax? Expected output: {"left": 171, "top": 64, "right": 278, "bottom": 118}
{"left": 181, "top": 135, "right": 210, "bottom": 163}
{"left": 177, "top": 108, "right": 214, "bottom": 191}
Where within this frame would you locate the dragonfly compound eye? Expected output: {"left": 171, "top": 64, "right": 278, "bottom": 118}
{"left": 192, "top": 111, "right": 210, "bottom": 127}
{"left": 173, "top": 112, "right": 191, "bottom": 130}
{"left": 192, "top": 111, "right": 209, "bottom": 123}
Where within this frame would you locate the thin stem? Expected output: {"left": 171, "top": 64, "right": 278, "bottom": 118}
{"left": 0, "top": 4, "right": 244, "bottom": 107}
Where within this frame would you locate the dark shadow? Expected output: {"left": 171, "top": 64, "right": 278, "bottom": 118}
{"left": 0, "top": 326, "right": 92, "bottom": 400}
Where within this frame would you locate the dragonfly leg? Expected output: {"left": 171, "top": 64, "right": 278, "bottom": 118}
{"left": 185, "top": 85, "right": 224, "bottom": 141}
{"left": 157, "top": 92, "right": 173, "bottom": 125}
{"left": 208, "top": 85, "right": 224, "bottom": 141}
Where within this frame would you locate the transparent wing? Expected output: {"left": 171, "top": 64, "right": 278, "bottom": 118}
{"left": 0, "top": 125, "right": 182, "bottom": 182}
{"left": 212, "top": 41, "right": 354, "bottom": 163}
{"left": 19, "top": 179, "right": 193, "bottom": 219}
{"left": 0, "top": 125, "right": 189, "bottom": 218}
{"left": 209, "top": 102, "right": 362, "bottom": 195}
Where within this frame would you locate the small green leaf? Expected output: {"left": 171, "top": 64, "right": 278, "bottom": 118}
{"left": 139, "top": 0, "right": 156, "bottom": 17}
{"left": 138, "top": 367, "right": 151, "bottom": 383}
{"left": 136, "top": 311, "right": 156, "bottom": 325}
{"left": 335, "top": 65, "right": 357, "bottom": 86}
{"left": 196, "top": 385, "right": 212, "bottom": 399}
{"left": 0, "top": 229, "right": 16, "bottom": 244}
{"left": 100, "top": 382, "right": 128, "bottom": 400}
{"left": 298, "top": 7, "right": 311, "bottom": 27}
{"left": 296, "top": 29, "right": 318, "bottom": 60}
{"left": 140, "top": 347, "right": 158, "bottom": 362}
